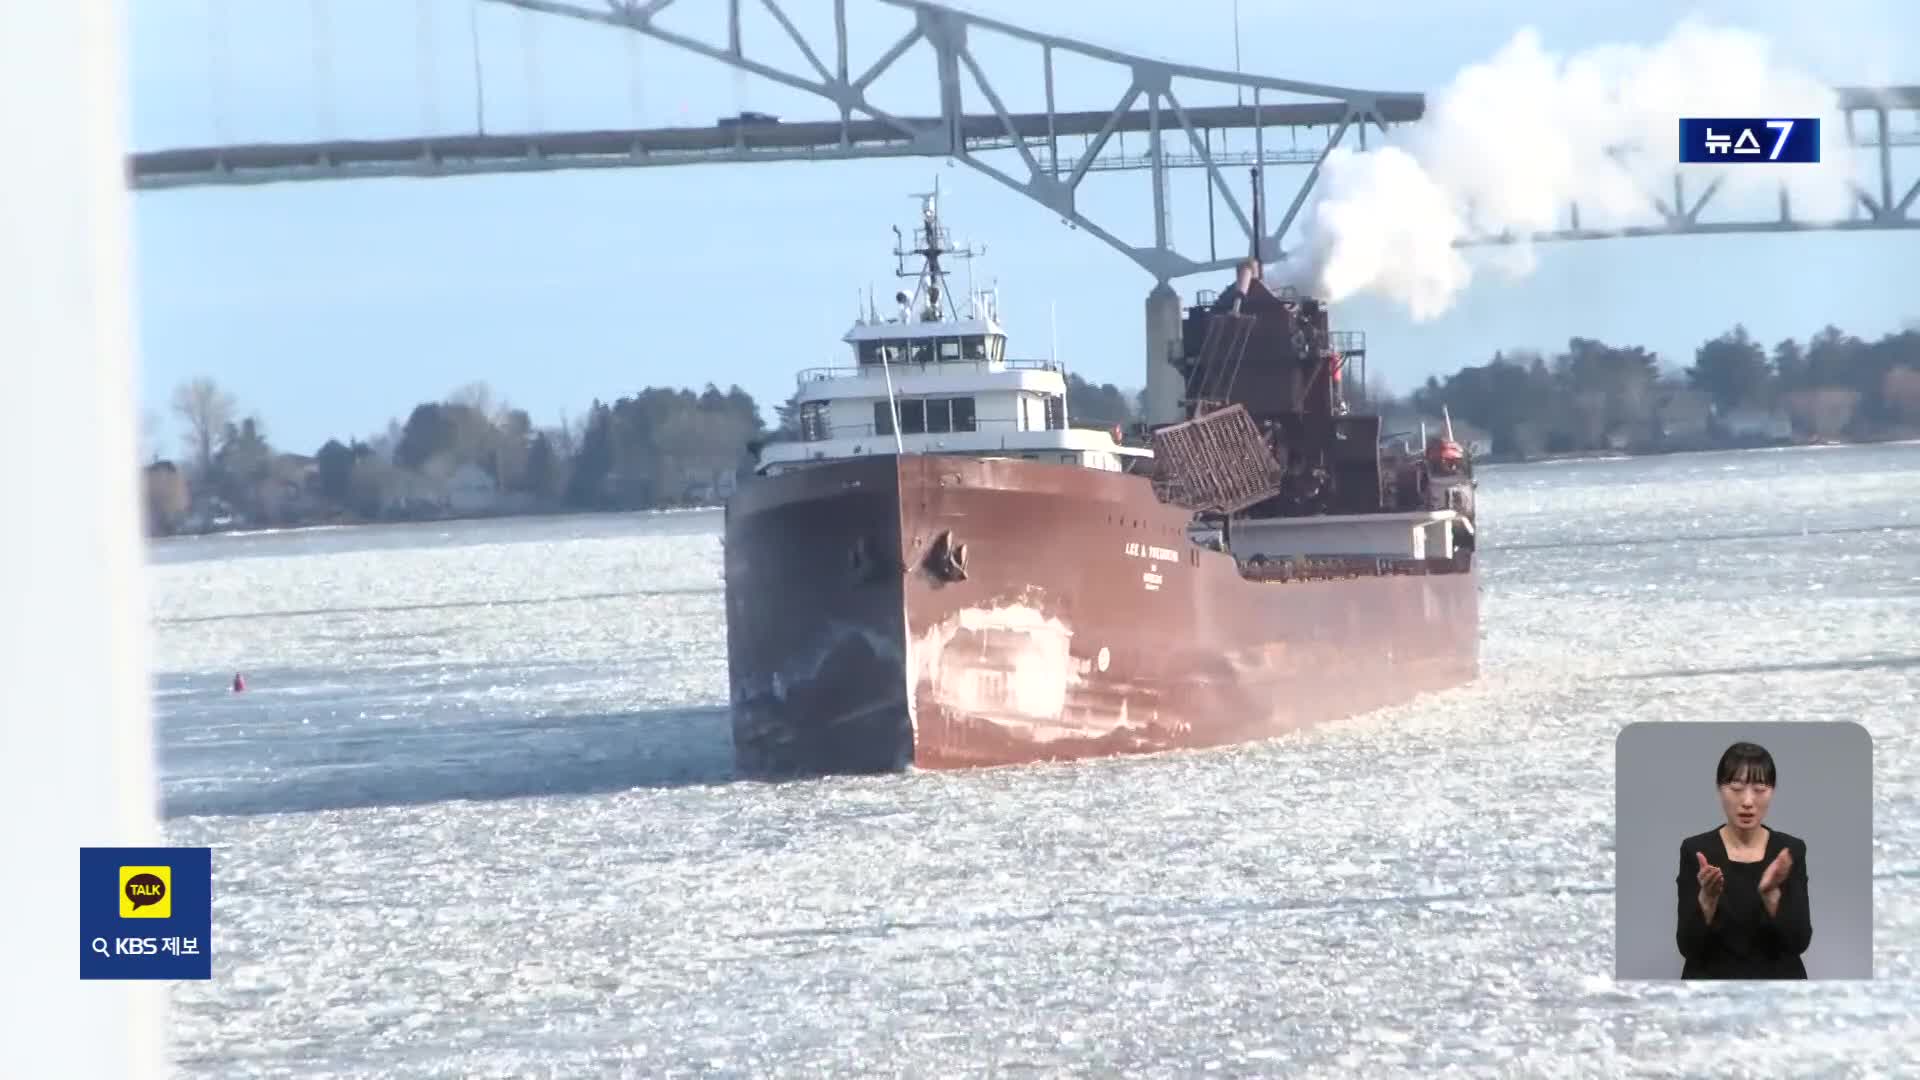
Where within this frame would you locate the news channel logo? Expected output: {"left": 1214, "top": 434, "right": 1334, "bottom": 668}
{"left": 1679, "top": 118, "right": 1821, "bottom": 164}
{"left": 80, "top": 847, "right": 212, "bottom": 980}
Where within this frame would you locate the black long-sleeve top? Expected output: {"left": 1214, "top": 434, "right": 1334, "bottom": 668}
{"left": 1675, "top": 826, "right": 1812, "bottom": 979}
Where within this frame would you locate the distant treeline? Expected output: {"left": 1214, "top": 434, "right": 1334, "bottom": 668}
{"left": 141, "top": 321, "right": 1919, "bottom": 536}
{"left": 1397, "top": 323, "right": 1920, "bottom": 460}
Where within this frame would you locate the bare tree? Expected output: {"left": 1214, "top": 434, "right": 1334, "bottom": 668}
{"left": 370, "top": 418, "right": 404, "bottom": 463}
{"left": 1784, "top": 387, "right": 1861, "bottom": 439}
{"left": 1883, "top": 365, "right": 1920, "bottom": 423}
{"left": 170, "top": 377, "right": 234, "bottom": 475}
{"left": 447, "top": 381, "right": 494, "bottom": 418}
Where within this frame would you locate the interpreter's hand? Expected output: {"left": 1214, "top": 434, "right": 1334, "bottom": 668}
{"left": 1758, "top": 848, "right": 1793, "bottom": 911}
{"left": 1696, "top": 851, "right": 1725, "bottom": 901}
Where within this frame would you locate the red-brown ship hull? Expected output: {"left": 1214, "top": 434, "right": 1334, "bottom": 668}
{"left": 723, "top": 453, "right": 1478, "bottom": 778}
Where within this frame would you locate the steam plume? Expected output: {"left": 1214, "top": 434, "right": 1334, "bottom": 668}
{"left": 1279, "top": 18, "right": 1861, "bottom": 319}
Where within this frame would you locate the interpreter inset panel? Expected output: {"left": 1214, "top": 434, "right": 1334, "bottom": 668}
{"left": 1613, "top": 721, "right": 1873, "bottom": 981}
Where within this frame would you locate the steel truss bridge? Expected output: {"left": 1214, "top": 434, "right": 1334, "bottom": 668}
{"left": 127, "top": 0, "right": 1917, "bottom": 285}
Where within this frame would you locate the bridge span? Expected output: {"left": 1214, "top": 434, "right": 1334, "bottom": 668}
{"left": 126, "top": 0, "right": 1917, "bottom": 423}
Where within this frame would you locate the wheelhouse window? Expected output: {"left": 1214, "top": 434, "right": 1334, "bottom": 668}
{"left": 926, "top": 396, "right": 977, "bottom": 433}
{"left": 874, "top": 399, "right": 926, "bottom": 435}
{"left": 875, "top": 396, "right": 976, "bottom": 436}
{"left": 859, "top": 336, "right": 999, "bottom": 367}
{"left": 858, "top": 341, "right": 905, "bottom": 367}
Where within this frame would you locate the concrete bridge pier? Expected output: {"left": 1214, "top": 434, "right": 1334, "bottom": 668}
{"left": 1143, "top": 281, "right": 1186, "bottom": 428}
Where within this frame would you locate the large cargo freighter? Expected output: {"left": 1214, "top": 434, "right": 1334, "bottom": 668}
{"left": 723, "top": 182, "right": 1479, "bottom": 777}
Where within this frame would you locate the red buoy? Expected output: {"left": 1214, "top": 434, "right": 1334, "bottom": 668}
{"left": 232, "top": 673, "right": 246, "bottom": 693}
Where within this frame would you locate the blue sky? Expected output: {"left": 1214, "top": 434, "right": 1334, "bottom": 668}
{"left": 126, "top": 0, "right": 1919, "bottom": 457}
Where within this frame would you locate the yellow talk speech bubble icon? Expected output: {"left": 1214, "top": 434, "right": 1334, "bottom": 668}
{"left": 119, "top": 865, "right": 171, "bottom": 918}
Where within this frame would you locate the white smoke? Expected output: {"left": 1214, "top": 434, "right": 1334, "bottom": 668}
{"left": 1279, "top": 18, "right": 1862, "bottom": 320}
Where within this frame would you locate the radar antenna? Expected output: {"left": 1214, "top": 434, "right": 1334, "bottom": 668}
{"left": 892, "top": 176, "right": 983, "bottom": 322}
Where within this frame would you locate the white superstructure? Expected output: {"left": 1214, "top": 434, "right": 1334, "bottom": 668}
{"left": 753, "top": 184, "right": 1152, "bottom": 477}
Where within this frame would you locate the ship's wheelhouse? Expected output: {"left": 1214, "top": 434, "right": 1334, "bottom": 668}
{"left": 746, "top": 186, "right": 1149, "bottom": 478}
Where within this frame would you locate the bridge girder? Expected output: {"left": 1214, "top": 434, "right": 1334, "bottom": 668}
{"left": 125, "top": 0, "right": 1919, "bottom": 280}
{"left": 125, "top": 102, "right": 1406, "bottom": 192}
{"left": 498, "top": 1, "right": 1920, "bottom": 273}
{"left": 476, "top": 0, "right": 1421, "bottom": 282}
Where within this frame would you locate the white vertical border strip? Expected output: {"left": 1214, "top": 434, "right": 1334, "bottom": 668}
{"left": 0, "top": 3, "right": 167, "bottom": 1077}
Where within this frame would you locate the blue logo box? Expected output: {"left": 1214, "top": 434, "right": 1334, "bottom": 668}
{"left": 1679, "top": 118, "right": 1821, "bottom": 163}
{"left": 79, "top": 846, "right": 212, "bottom": 980}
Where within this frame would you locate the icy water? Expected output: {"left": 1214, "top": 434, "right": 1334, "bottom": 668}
{"left": 151, "top": 445, "right": 1920, "bottom": 1078}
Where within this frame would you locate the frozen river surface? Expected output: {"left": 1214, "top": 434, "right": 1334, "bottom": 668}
{"left": 150, "top": 444, "right": 1920, "bottom": 1077}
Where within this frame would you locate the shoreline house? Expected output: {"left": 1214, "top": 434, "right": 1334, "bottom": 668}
{"left": 1715, "top": 404, "right": 1795, "bottom": 444}
{"left": 446, "top": 462, "right": 500, "bottom": 515}
{"left": 1656, "top": 388, "right": 1714, "bottom": 450}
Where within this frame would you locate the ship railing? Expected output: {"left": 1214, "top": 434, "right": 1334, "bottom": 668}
{"left": 1329, "top": 333, "right": 1369, "bottom": 408}
{"left": 797, "top": 358, "right": 1064, "bottom": 383}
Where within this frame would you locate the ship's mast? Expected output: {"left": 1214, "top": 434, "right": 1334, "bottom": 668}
{"left": 1249, "top": 165, "right": 1263, "bottom": 267}
{"left": 892, "top": 177, "right": 982, "bottom": 322}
